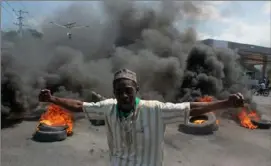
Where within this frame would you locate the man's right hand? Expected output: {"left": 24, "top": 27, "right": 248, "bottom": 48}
{"left": 39, "top": 89, "right": 53, "bottom": 102}
{"left": 38, "top": 89, "right": 84, "bottom": 112}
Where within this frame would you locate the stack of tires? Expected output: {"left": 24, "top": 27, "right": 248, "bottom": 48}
{"left": 32, "top": 123, "right": 69, "bottom": 142}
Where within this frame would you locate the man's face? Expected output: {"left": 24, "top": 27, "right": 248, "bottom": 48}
{"left": 113, "top": 79, "right": 137, "bottom": 111}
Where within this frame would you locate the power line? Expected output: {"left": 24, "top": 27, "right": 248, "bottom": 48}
{"left": 13, "top": 1, "right": 41, "bottom": 30}
{"left": 4, "top": 1, "right": 14, "bottom": 10}
{"left": 2, "top": 1, "right": 37, "bottom": 33}
{"left": 18, "top": 1, "right": 28, "bottom": 10}
{"left": 17, "top": 1, "right": 32, "bottom": 17}
{"left": 3, "top": 1, "right": 18, "bottom": 16}
{"left": 0, "top": 3, "right": 15, "bottom": 18}
{"left": 13, "top": 9, "right": 29, "bottom": 37}
{"left": 3, "top": 0, "right": 32, "bottom": 33}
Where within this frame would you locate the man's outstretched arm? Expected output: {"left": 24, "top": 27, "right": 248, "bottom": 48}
{"left": 159, "top": 93, "right": 244, "bottom": 124}
{"left": 189, "top": 99, "right": 229, "bottom": 116}
{"left": 39, "top": 89, "right": 84, "bottom": 112}
{"left": 189, "top": 93, "right": 244, "bottom": 116}
{"left": 38, "top": 89, "right": 112, "bottom": 115}
{"left": 50, "top": 96, "right": 84, "bottom": 112}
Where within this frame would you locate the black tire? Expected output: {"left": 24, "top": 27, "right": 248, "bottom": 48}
{"left": 32, "top": 130, "right": 67, "bottom": 142}
{"left": 254, "top": 91, "right": 259, "bottom": 96}
{"left": 263, "top": 90, "right": 270, "bottom": 97}
{"left": 90, "top": 120, "right": 105, "bottom": 126}
{"left": 38, "top": 123, "right": 68, "bottom": 132}
{"left": 179, "top": 112, "right": 217, "bottom": 135}
{"left": 251, "top": 119, "right": 271, "bottom": 129}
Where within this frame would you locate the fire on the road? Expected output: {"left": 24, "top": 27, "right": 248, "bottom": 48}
{"left": 192, "top": 96, "right": 219, "bottom": 125}
{"left": 194, "top": 96, "right": 261, "bottom": 129}
{"left": 38, "top": 104, "right": 74, "bottom": 135}
{"left": 237, "top": 107, "right": 260, "bottom": 129}
{"left": 36, "top": 96, "right": 260, "bottom": 132}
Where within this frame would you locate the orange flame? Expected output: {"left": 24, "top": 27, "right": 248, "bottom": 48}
{"left": 237, "top": 107, "right": 260, "bottom": 129}
{"left": 193, "top": 119, "right": 206, "bottom": 124}
{"left": 193, "top": 96, "right": 219, "bottom": 124}
{"left": 198, "top": 96, "right": 213, "bottom": 102}
{"left": 39, "top": 104, "right": 74, "bottom": 135}
{"left": 197, "top": 96, "right": 260, "bottom": 129}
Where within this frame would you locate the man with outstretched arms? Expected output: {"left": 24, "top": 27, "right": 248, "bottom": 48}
{"left": 39, "top": 68, "right": 244, "bottom": 166}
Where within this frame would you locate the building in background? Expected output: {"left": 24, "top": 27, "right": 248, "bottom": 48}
{"left": 202, "top": 39, "right": 271, "bottom": 80}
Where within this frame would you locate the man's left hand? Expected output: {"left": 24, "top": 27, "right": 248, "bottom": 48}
{"left": 227, "top": 93, "right": 245, "bottom": 108}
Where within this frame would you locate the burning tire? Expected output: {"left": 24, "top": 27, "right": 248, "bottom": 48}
{"left": 251, "top": 119, "right": 271, "bottom": 129}
{"left": 32, "top": 130, "right": 67, "bottom": 142}
{"left": 179, "top": 112, "right": 218, "bottom": 135}
{"left": 32, "top": 104, "right": 74, "bottom": 142}
{"left": 38, "top": 123, "right": 68, "bottom": 132}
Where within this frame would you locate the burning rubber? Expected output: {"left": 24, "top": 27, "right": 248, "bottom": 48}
{"left": 178, "top": 96, "right": 219, "bottom": 135}
{"left": 251, "top": 119, "right": 271, "bottom": 129}
{"left": 38, "top": 123, "right": 68, "bottom": 132}
{"left": 179, "top": 112, "right": 218, "bottom": 135}
{"left": 33, "top": 125, "right": 68, "bottom": 142}
{"left": 32, "top": 104, "right": 74, "bottom": 142}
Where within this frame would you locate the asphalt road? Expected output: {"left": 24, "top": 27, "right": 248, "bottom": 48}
{"left": 1, "top": 96, "right": 271, "bottom": 166}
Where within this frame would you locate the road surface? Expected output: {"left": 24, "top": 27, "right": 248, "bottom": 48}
{"left": 2, "top": 96, "right": 271, "bottom": 166}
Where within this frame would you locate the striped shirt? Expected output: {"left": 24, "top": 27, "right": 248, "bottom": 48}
{"left": 83, "top": 98, "right": 191, "bottom": 166}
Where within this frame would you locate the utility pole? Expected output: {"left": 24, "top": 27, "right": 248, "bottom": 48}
{"left": 13, "top": 9, "right": 28, "bottom": 38}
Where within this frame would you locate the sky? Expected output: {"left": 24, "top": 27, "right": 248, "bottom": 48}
{"left": 1, "top": 1, "right": 270, "bottom": 47}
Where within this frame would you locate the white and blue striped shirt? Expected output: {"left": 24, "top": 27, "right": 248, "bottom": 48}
{"left": 83, "top": 99, "right": 191, "bottom": 166}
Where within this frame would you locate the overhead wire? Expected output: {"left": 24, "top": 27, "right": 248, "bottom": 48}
{"left": 1, "top": 3, "right": 16, "bottom": 18}
{"left": 3, "top": 1, "right": 18, "bottom": 16}
{"left": 1, "top": 2, "right": 18, "bottom": 31}
{"left": 17, "top": 1, "right": 42, "bottom": 29}
{"left": 1, "top": 1, "right": 31, "bottom": 31}
{"left": 3, "top": 0, "right": 40, "bottom": 30}
{"left": 18, "top": 1, "right": 28, "bottom": 10}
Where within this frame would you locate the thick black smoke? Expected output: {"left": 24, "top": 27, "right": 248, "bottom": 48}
{"left": 1, "top": 1, "right": 251, "bottom": 119}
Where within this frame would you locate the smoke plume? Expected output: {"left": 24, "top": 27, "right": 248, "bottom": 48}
{"left": 1, "top": 1, "right": 251, "bottom": 119}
